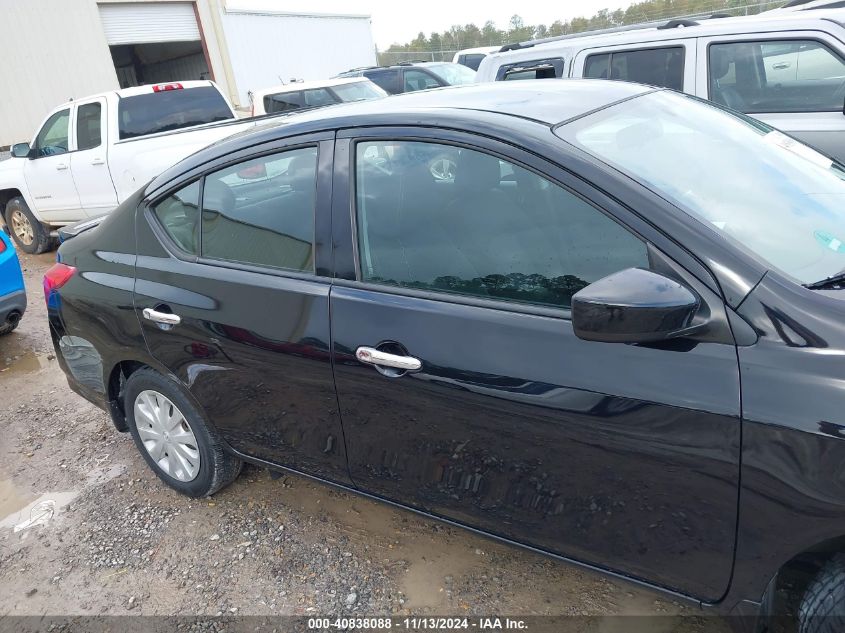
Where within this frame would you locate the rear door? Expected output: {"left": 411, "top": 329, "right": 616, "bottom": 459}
{"left": 69, "top": 97, "right": 118, "bottom": 217}
{"left": 133, "top": 133, "right": 352, "bottom": 484}
{"left": 329, "top": 127, "right": 741, "bottom": 601}
{"left": 572, "top": 38, "right": 695, "bottom": 93}
{"left": 697, "top": 32, "right": 845, "bottom": 163}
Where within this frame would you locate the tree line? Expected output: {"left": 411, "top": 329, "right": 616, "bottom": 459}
{"left": 378, "top": 0, "right": 784, "bottom": 64}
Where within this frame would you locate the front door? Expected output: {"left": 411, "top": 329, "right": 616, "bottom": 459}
{"left": 70, "top": 98, "right": 118, "bottom": 217}
{"left": 133, "top": 136, "right": 351, "bottom": 484}
{"left": 330, "top": 130, "right": 741, "bottom": 601}
{"left": 23, "top": 108, "right": 81, "bottom": 221}
{"left": 697, "top": 33, "right": 845, "bottom": 163}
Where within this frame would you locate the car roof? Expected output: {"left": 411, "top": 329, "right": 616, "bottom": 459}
{"left": 58, "top": 80, "right": 220, "bottom": 107}
{"left": 481, "top": 9, "right": 845, "bottom": 68}
{"left": 148, "top": 80, "right": 654, "bottom": 192}
{"left": 252, "top": 77, "right": 370, "bottom": 98}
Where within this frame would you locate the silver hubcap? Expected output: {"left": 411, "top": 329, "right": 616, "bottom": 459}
{"left": 10, "top": 209, "right": 34, "bottom": 246}
{"left": 134, "top": 390, "right": 200, "bottom": 482}
{"left": 430, "top": 157, "right": 456, "bottom": 181}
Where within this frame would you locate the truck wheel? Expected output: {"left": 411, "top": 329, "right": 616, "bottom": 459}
{"left": 799, "top": 554, "right": 845, "bottom": 633}
{"left": 4, "top": 197, "right": 53, "bottom": 254}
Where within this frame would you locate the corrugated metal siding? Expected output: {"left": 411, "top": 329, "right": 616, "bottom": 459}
{"left": 220, "top": 10, "right": 377, "bottom": 105}
{"left": 0, "top": 0, "right": 119, "bottom": 147}
{"left": 99, "top": 2, "right": 200, "bottom": 45}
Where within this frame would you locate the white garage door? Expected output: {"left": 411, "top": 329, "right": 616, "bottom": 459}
{"left": 99, "top": 2, "right": 200, "bottom": 45}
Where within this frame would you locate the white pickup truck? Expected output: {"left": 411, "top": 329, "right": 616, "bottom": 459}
{"left": 0, "top": 81, "right": 257, "bottom": 253}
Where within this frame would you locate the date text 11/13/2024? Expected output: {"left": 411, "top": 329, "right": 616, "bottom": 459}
{"left": 307, "top": 617, "right": 528, "bottom": 630}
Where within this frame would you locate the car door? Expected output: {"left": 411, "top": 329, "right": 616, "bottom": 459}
{"left": 329, "top": 128, "right": 741, "bottom": 601}
{"left": 23, "top": 107, "right": 82, "bottom": 221}
{"left": 696, "top": 32, "right": 845, "bottom": 163}
{"left": 573, "top": 38, "right": 695, "bottom": 93}
{"left": 133, "top": 133, "right": 352, "bottom": 485}
{"left": 69, "top": 98, "right": 118, "bottom": 217}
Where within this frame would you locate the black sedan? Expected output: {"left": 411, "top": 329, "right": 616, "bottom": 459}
{"left": 46, "top": 81, "right": 845, "bottom": 632}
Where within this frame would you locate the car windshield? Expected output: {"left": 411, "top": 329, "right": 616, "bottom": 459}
{"left": 556, "top": 90, "right": 845, "bottom": 286}
{"left": 331, "top": 81, "right": 387, "bottom": 102}
{"left": 118, "top": 86, "right": 234, "bottom": 140}
{"left": 426, "top": 63, "right": 477, "bottom": 85}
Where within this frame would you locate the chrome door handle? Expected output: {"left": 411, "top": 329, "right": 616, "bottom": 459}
{"left": 91, "top": 158, "right": 105, "bottom": 165}
{"left": 772, "top": 61, "right": 791, "bottom": 70}
{"left": 142, "top": 308, "right": 181, "bottom": 325}
{"left": 56, "top": 163, "right": 68, "bottom": 170}
{"left": 356, "top": 346, "right": 421, "bottom": 371}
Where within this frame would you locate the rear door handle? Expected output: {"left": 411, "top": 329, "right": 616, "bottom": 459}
{"left": 56, "top": 163, "right": 68, "bottom": 170}
{"left": 356, "top": 346, "right": 421, "bottom": 371}
{"left": 91, "top": 158, "right": 105, "bottom": 166}
{"left": 772, "top": 61, "right": 791, "bottom": 70}
{"left": 142, "top": 308, "right": 181, "bottom": 326}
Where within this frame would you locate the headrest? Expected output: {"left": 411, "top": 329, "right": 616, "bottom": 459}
{"left": 203, "top": 178, "right": 235, "bottom": 215}
{"left": 454, "top": 150, "right": 501, "bottom": 192}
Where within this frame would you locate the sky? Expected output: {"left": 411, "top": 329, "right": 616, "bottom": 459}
{"left": 226, "top": 0, "right": 632, "bottom": 49}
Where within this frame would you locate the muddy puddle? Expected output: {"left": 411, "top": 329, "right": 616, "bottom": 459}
{"left": 0, "top": 348, "right": 51, "bottom": 374}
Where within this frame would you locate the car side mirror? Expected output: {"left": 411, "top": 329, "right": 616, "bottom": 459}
{"left": 572, "top": 268, "right": 700, "bottom": 343}
{"left": 11, "top": 143, "right": 31, "bottom": 159}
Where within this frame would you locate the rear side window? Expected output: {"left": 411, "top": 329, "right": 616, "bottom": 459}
{"left": 264, "top": 91, "right": 305, "bottom": 113}
{"left": 403, "top": 70, "right": 442, "bottom": 92}
{"left": 364, "top": 69, "right": 401, "bottom": 94}
{"left": 709, "top": 40, "right": 845, "bottom": 113}
{"left": 498, "top": 58, "right": 565, "bottom": 81}
{"left": 118, "top": 86, "right": 233, "bottom": 140}
{"left": 152, "top": 180, "right": 201, "bottom": 254}
{"left": 354, "top": 140, "right": 648, "bottom": 309}
{"left": 458, "top": 54, "right": 486, "bottom": 71}
{"left": 584, "top": 47, "right": 685, "bottom": 91}
{"left": 76, "top": 103, "right": 102, "bottom": 151}
{"left": 201, "top": 147, "right": 318, "bottom": 272}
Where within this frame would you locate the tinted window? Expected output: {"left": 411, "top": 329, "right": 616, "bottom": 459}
{"left": 355, "top": 140, "right": 648, "bottom": 308}
{"left": 501, "top": 58, "right": 565, "bottom": 81}
{"left": 201, "top": 147, "right": 317, "bottom": 272}
{"left": 76, "top": 103, "right": 102, "bottom": 151}
{"left": 458, "top": 54, "right": 486, "bottom": 71}
{"left": 584, "top": 47, "right": 685, "bottom": 90}
{"left": 709, "top": 40, "right": 845, "bottom": 113}
{"left": 264, "top": 91, "right": 305, "bottom": 113}
{"left": 34, "top": 109, "right": 70, "bottom": 157}
{"left": 403, "top": 69, "right": 442, "bottom": 92}
{"left": 118, "top": 86, "right": 233, "bottom": 140}
{"left": 152, "top": 180, "right": 201, "bottom": 254}
{"left": 363, "top": 69, "right": 401, "bottom": 94}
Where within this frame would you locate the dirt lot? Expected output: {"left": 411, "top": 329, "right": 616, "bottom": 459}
{"left": 0, "top": 250, "right": 727, "bottom": 631}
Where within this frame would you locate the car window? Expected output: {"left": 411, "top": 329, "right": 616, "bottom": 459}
{"left": 459, "top": 54, "right": 486, "bottom": 71}
{"left": 500, "top": 58, "right": 565, "bottom": 81}
{"left": 152, "top": 180, "right": 201, "bottom": 254}
{"left": 403, "top": 70, "right": 442, "bottom": 92}
{"left": 76, "top": 103, "right": 102, "bottom": 151}
{"left": 364, "top": 69, "right": 401, "bottom": 94}
{"left": 354, "top": 140, "right": 648, "bottom": 308}
{"left": 425, "top": 63, "right": 477, "bottom": 85}
{"left": 118, "top": 86, "right": 233, "bottom": 140}
{"left": 264, "top": 91, "right": 305, "bottom": 114}
{"left": 331, "top": 81, "right": 387, "bottom": 102}
{"left": 303, "top": 88, "right": 338, "bottom": 107}
{"left": 584, "top": 47, "right": 685, "bottom": 91}
{"left": 34, "top": 109, "right": 70, "bottom": 157}
{"left": 201, "top": 146, "right": 318, "bottom": 272}
{"left": 709, "top": 40, "right": 845, "bottom": 113}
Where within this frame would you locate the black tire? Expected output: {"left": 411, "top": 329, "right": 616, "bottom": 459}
{"left": 799, "top": 554, "right": 845, "bottom": 633}
{"left": 124, "top": 368, "right": 242, "bottom": 497}
{"left": 0, "top": 320, "right": 19, "bottom": 336}
{"left": 4, "top": 197, "right": 53, "bottom": 254}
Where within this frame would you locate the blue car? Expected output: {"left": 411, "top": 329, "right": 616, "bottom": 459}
{"left": 0, "top": 229, "right": 26, "bottom": 335}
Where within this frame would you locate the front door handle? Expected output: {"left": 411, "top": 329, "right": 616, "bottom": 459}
{"left": 55, "top": 163, "right": 68, "bottom": 170}
{"left": 142, "top": 307, "right": 181, "bottom": 326}
{"left": 356, "top": 346, "right": 421, "bottom": 371}
{"left": 91, "top": 158, "right": 105, "bottom": 166}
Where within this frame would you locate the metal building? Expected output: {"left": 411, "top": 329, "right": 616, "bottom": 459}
{"left": 0, "top": 0, "right": 376, "bottom": 148}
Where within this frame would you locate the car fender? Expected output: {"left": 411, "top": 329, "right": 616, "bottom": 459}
{"left": 0, "top": 158, "right": 40, "bottom": 223}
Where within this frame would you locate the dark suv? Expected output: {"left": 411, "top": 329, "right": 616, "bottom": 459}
{"left": 335, "top": 61, "right": 476, "bottom": 95}
{"left": 48, "top": 81, "right": 845, "bottom": 632}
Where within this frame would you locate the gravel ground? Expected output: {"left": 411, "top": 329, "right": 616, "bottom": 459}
{"left": 0, "top": 251, "right": 728, "bottom": 631}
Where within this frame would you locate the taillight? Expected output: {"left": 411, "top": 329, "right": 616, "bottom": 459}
{"left": 153, "top": 83, "right": 183, "bottom": 92}
{"left": 0, "top": 239, "right": 6, "bottom": 254}
{"left": 43, "top": 263, "right": 77, "bottom": 304}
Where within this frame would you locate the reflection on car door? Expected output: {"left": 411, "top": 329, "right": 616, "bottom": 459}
{"left": 329, "top": 129, "right": 741, "bottom": 601}
{"left": 133, "top": 135, "right": 352, "bottom": 484}
{"left": 69, "top": 98, "right": 118, "bottom": 217}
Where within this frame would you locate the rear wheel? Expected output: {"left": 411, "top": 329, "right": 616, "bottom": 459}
{"left": 124, "top": 368, "right": 242, "bottom": 497}
{"left": 799, "top": 554, "right": 845, "bottom": 633}
{"left": 4, "top": 197, "right": 52, "bottom": 254}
